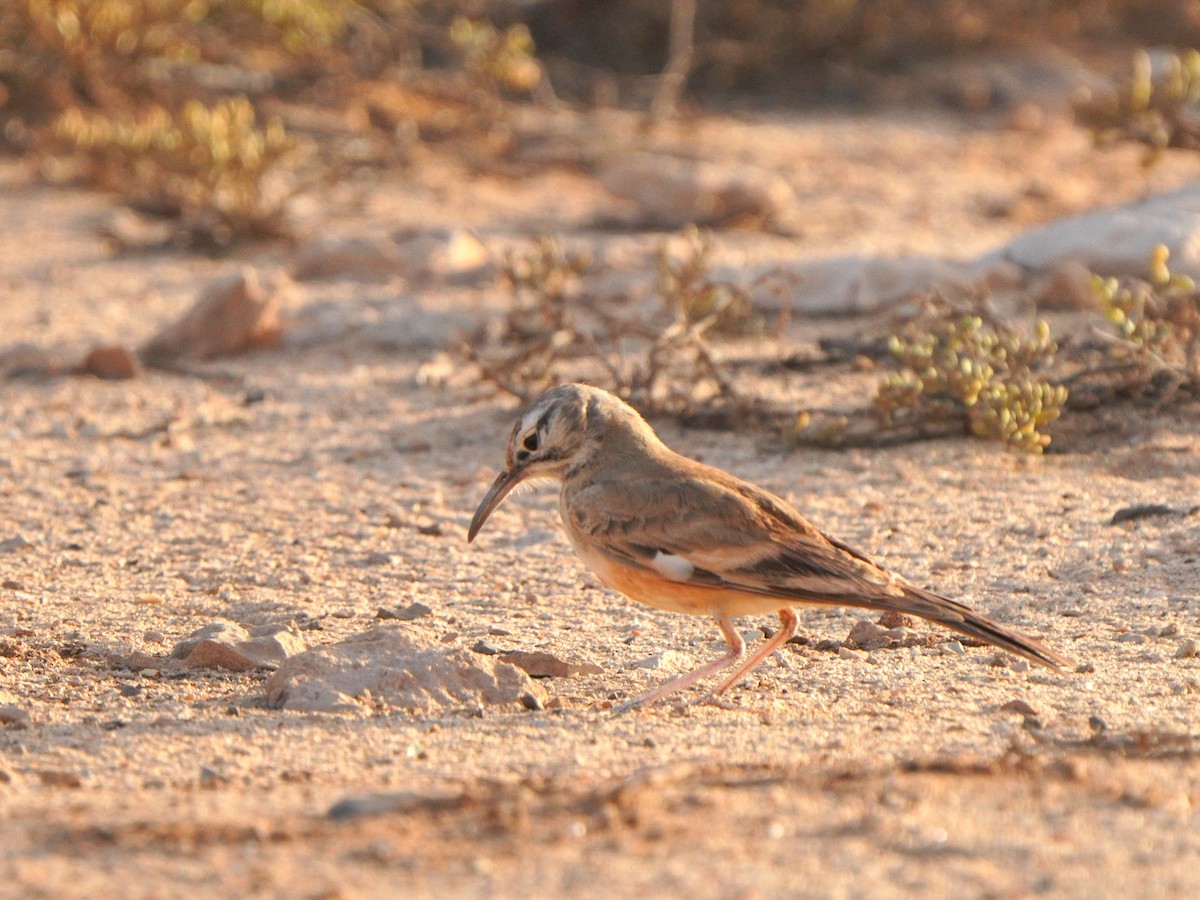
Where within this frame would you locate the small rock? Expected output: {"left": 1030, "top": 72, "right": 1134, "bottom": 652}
{"left": 501, "top": 649, "right": 604, "bottom": 678}
{"left": 0, "top": 535, "right": 32, "bottom": 554}
{"left": 199, "top": 766, "right": 231, "bottom": 789}
{"left": 632, "top": 650, "right": 691, "bottom": 672}
{"left": 519, "top": 690, "right": 544, "bottom": 711}
{"left": 877, "top": 610, "right": 916, "bottom": 629}
{"left": 140, "top": 267, "right": 290, "bottom": 363}
{"left": 837, "top": 646, "right": 866, "bottom": 661}
{"left": 1030, "top": 259, "right": 1098, "bottom": 311}
{"left": 0, "top": 704, "right": 30, "bottom": 727}
{"left": 361, "top": 552, "right": 396, "bottom": 567}
{"left": 472, "top": 640, "right": 499, "bottom": 656}
{"left": 1000, "top": 699, "right": 1038, "bottom": 717}
{"left": 938, "top": 641, "right": 965, "bottom": 655}
{"left": 1116, "top": 632, "right": 1149, "bottom": 644}
{"left": 400, "top": 227, "right": 491, "bottom": 281}
{"left": 169, "top": 621, "right": 307, "bottom": 671}
{"left": 1110, "top": 504, "right": 1176, "bottom": 525}
{"left": 327, "top": 791, "right": 462, "bottom": 821}
{"left": 1176, "top": 639, "right": 1199, "bottom": 659}
{"left": 377, "top": 602, "right": 432, "bottom": 622}
{"left": 0, "top": 342, "right": 54, "bottom": 378}
{"left": 97, "top": 208, "right": 175, "bottom": 250}
{"left": 488, "top": 627, "right": 513, "bottom": 636}
{"left": 78, "top": 345, "right": 141, "bottom": 380}
{"left": 1010, "top": 659, "right": 1031, "bottom": 673}
{"left": 118, "top": 683, "right": 143, "bottom": 698}
{"left": 38, "top": 770, "right": 83, "bottom": 788}
{"left": 847, "top": 619, "right": 890, "bottom": 650}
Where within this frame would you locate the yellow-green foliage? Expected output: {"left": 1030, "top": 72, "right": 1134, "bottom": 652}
{"left": 875, "top": 313, "right": 1067, "bottom": 452}
{"left": 55, "top": 95, "right": 292, "bottom": 237}
{"left": 1091, "top": 244, "right": 1200, "bottom": 389}
{"left": 17, "top": 0, "right": 349, "bottom": 63}
{"left": 1080, "top": 49, "right": 1200, "bottom": 161}
{"left": 449, "top": 16, "right": 542, "bottom": 95}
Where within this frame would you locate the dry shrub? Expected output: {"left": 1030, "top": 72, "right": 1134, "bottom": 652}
{"left": 462, "top": 230, "right": 762, "bottom": 416}
{"left": 53, "top": 96, "right": 294, "bottom": 242}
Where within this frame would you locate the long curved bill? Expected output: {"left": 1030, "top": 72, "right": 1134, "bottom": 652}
{"left": 467, "top": 465, "right": 528, "bottom": 543}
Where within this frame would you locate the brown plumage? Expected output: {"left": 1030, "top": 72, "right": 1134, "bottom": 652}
{"left": 468, "top": 383, "right": 1071, "bottom": 709}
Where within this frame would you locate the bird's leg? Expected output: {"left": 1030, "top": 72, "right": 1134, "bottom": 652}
{"left": 617, "top": 612, "right": 744, "bottom": 711}
{"left": 712, "top": 608, "right": 799, "bottom": 697}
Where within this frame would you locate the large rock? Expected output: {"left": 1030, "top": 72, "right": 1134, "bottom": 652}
{"left": 265, "top": 627, "right": 546, "bottom": 714}
{"left": 986, "top": 184, "right": 1200, "bottom": 278}
{"left": 720, "top": 254, "right": 986, "bottom": 316}
{"left": 140, "top": 267, "right": 291, "bottom": 363}
{"left": 170, "top": 621, "right": 307, "bottom": 671}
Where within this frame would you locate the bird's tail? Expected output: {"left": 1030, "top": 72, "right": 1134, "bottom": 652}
{"left": 890, "top": 585, "right": 1073, "bottom": 670}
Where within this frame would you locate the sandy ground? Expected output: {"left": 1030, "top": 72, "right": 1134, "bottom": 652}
{"left": 2, "top": 96, "right": 1200, "bottom": 899}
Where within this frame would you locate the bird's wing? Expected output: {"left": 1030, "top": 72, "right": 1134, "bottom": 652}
{"left": 565, "top": 464, "right": 1072, "bottom": 670}
{"left": 565, "top": 466, "right": 905, "bottom": 605}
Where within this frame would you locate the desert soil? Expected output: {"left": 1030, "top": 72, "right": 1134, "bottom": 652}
{"left": 2, "top": 92, "right": 1200, "bottom": 899}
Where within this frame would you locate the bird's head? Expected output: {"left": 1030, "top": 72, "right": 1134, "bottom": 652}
{"left": 466, "top": 383, "right": 594, "bottom": 542}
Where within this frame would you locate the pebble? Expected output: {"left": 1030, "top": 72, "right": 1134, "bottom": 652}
{"left": 519, "top": 691, "right": 544, "bottom": 711}
{"left": 119, "top": 683, "right": 143, "bottom": 698}
{"left": 472, "top": 640, "right": 499, "bottom": 656}
{"left": 38, "top": 770, "right": 83, "bottom": 788}
{"left": 938, "top": 641, "right": 965, "bottom": 655}
{"left": 1176, "top": 640, "right": 1198, "bottom": 659}
{"left": 1000, "top": 699, "right": 1038, "bottom": 716}
{"left": 633, "top": 650, "right": 691, "bottom": 671}
{"left": 377, "top": 602, "right": 432, "bottom": 621}
{"left": 199, "top": 766, "right": 231, "bottom": 789}
{"left": 837, "top": 646, "right": 866, "bottom": 661}
{"left": 1010, "top": 659, "right": 1031, "bottom": 673}
{"left": 79, "top": 345, "right": 141, "bottom": 380}
{"left": 502, "top": 649, "right": 604, "bottom": 677}
{"left": 488, "top": 627, "right": 513, "bottom": 636}
{"left": 1116, "top": 632, "right": 1149, "bottom": 644}
{"left": 0, "top": 535, "right": 31, "bottom": 554}
{"left": 0, "top": 705, "right": 30, "bottom": 727}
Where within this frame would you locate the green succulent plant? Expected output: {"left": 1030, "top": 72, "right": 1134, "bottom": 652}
{"left": 875, "top": 311, "right": 1067, "bottom": 452}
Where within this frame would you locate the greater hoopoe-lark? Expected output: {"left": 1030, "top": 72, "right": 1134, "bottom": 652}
{"left": 468, "top": 383, "right": 1070, "bottom": 709}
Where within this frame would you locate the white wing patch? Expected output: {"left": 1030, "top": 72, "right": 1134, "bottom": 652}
{"left": 651, "top": 550, "right": 695, "bottom": 582}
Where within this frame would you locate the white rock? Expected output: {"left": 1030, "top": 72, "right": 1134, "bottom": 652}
{"left": 986, "top": 183, "right": 1200, "bottom": 278}
{"left": 265, "top": 627, "right": 544, "bottom": 713}
{"left": 632, "top": 649, "right": 693, "bottom": 672}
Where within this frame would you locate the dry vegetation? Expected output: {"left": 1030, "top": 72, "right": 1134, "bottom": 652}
{"left": 1, "top": 2, "right": 1199, "bottom": 445}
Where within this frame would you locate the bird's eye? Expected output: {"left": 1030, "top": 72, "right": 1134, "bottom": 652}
{"left": 522, "top": 432, "right": 539, "bottom": 452}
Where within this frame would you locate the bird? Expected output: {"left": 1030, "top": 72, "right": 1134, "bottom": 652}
{"left": 467, "top": 383, "right": 1071, "bottom": 709}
